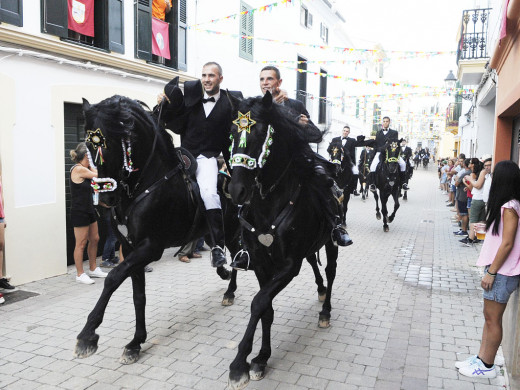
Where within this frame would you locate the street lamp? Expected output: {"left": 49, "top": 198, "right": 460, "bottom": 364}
{"left": 444, "top": 70, "right": 457, "bottom": 94}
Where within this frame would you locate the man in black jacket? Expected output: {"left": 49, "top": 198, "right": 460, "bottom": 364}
{"left": 400, "top": 139, "right": 413, "bottom": 187}
{"left": 366, "top": 116, "right": 409, "bottom": 192}
{"left": 258, "top": 66, "right": 352, "bottom": 247}
{"left": 327, "top": 125, "right": 363, "bottom": 196}
{"left": 159, "top": 62, "right": 237, "bottom": 268}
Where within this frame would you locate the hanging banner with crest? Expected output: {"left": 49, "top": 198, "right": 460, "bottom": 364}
{"left": 68, "top": 0, "right": 95, "bottom": 37}
{"left": 152, "top": 18, "right": 171, "bottom": 59}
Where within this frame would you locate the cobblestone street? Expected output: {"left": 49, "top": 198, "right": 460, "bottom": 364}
{"left": 0, "top": 169, "right": 510, "bottom": 390}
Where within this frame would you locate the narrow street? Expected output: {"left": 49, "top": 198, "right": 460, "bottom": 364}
{"left": 0, "top": 168, "right": 508, "bottom": 390}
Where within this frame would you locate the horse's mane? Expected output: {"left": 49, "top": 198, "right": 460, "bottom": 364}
{"left": 84, "top": 95, "right": 177, "bottom": 161}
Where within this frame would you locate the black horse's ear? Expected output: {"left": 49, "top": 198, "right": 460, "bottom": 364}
{"left": 262, "top": 91, "right": 273, "bottom": 109}
{"left": 82, "top": 98, "right": 91, "bottom": 111}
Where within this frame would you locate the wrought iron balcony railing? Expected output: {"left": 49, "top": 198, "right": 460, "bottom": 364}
{"left": 457, "top": 8, "right": 491, "bottom": 64}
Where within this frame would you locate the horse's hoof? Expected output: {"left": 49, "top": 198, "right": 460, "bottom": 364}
{"left": 383, "top": 226, "right": 389, "bottom": 232}
{"left": 318, "top": 317, "right": 330, "bottom": 328}
{"left": 318, "top": 292, "right": 326, "bottom": 302}
{"left": 222, "top": 296, "right": 235, "bottom": 306}
{"left": 120, "top": 347, "right": 140, "bottom": 365}
{"left": 73, "top": 335, "right": 99, "bottom": 359}
{"left": 376, "top": 213, "right": 381, "bottom": 220}
{"left": 403, "top": 194, "right": 408, "bottom": 201}
{"left": 228, "top": 372, "right": 250, "bottom": 390}
{"left": 249, "top": 362, "right": 267, "bottom": 381}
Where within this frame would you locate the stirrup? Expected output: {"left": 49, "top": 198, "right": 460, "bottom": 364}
{"left": 230, "top": 249, "right": 251, "bottom": 271}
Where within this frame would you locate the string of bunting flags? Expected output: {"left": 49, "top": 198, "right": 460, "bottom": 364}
{"left": 189, "top": 0, "right": 294, "bottom": 27}
{"left": 256, "top": 51, "right": 456, "bottom": 65}
{"left": 195, "top": 28, "right": 456, "bottom": 57}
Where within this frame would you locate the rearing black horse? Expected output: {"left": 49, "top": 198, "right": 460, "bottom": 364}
{"left": 373, "top": 140, "right": 402, "bottom": 232}
{"left": 73, "top": 95, "right": 241, "bottom": 363}
{"left": 227, "top": 92, "right": 341, "bottom": 389}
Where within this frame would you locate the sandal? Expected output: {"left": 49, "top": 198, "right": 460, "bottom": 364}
{"left": 178, "top": 255, "right": 191, "bottom": 263}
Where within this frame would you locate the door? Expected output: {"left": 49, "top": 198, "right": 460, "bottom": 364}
{"left": 64, "top": 103, "right": 108, "bottom": 265}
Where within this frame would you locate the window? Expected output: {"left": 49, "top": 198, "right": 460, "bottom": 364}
{"left": 135, "top": 0, "right": 187, "bottom": 70}
{"left": 0, "top": 0, "right": 23, "bottom": 26}
{"left": 300, "top": 5, "right": 312, "bottom": 28}
{"left": 239, "top": 1, "right": 254, "bottom": 61}
{"left": 320, "top": 22, "right": 328, "bottom": 44}
{"left": 296, "top": 55, "right": 307, "bottom": 107}
{"left": 41, "top": 0, "right": 124, "bottom": 53}
{"left": 318, "top": 68, "right": 327, "bottom": 124}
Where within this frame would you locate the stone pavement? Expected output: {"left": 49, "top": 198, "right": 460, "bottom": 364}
{"left": 0, "top": 169, "right": 511, "bottom": 390}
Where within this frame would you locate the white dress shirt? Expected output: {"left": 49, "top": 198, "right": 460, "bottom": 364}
{"left": 203, "top": 90, "right": 220, "bottom": 117}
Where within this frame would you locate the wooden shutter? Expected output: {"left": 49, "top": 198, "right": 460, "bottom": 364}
{"left": 108, "top": 0, "right": 124, "bottom": 53}
{"left": 135, "top": 0, "right": 151, "bottom": 61}
{"left": 239, "top": 2, "right": 253, "bottom": 61}
{"left": 41, "top": 0, "right": 67, "bottom": 38}
{"left": 170, "top": 0, "right": 187, "bottom": 70}
{"left": 0, "top": 0, "right": 23, "bottom": 26}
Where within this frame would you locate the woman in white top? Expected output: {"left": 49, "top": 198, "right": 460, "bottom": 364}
{"left": 465, "top": 158, "right": 493, "bottom": 244}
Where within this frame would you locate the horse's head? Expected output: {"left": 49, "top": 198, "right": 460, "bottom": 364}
{"left": 228, "top": 92, "right": 274, "bottom": 205}
{"left": 330, "top": 146, "right": 343, "bottom": 166}
{"left": 382, "top": 140, "right": 400, "bottom": 187}
{"left": 82, "top": 96, "right": 141, "bottom": 206}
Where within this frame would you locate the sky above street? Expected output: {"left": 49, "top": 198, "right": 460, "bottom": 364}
{"left": 333, "top": 0, "right": 485, "bottom": 86}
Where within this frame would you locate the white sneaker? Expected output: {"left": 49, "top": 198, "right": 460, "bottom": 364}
{"left": 76, "top": 273, "right": 95, "bottom": 284}
{"left": 455, "top": 354, "right": 505, "bottom": 368}
{"left": 88, "top": 267, "right": 108, "bottom": 278}
{"left": 458, "top": 358, "right": 496, "bottom": 378}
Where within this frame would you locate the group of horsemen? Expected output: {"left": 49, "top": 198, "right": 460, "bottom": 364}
{"left": 158, "top": 62, "right": 412, "bottom": 271}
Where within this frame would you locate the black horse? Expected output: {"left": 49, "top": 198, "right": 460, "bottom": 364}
{"left": 73, "top": 96, "right": 242, "bottom": 363}
{"left": 328, "top": 144, "right": 354, "bottom": 222}
{"left": 372, "top": 140, "right": 402, "bottom": 232}
{"left": 227, "top": 92, "right": 341, "bottom": 389}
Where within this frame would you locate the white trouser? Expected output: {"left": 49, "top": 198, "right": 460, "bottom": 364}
{"left": 351, "top": 164, "right": 359, "bottom": 175}
{"left": 196, "top": 156, "right": 221, "bottom": 210}
{"left": 370, "top": 152, "right": 406, "bottom": 172}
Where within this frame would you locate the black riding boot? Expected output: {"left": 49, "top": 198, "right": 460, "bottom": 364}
{"left": 330, "top": 184, "right": 353, "bottom": 247}
{"left": 352, "top": 174, "right": 360, "bottom": 196}
{"left": 368, "top": 172, "right": 376, "bottom": 192}
{"left": 400, "top": 171, "right": 410, "bottom": 190}
{"left": 205, "top": 209, "right": 227, "bottom": 268}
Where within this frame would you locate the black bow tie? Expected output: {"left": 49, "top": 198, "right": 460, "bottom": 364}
{"left": 342, "top": 137, "right": 347, "bottom": 140}
{"left": 202, "top": 96, "right": 215, "bottom": 103}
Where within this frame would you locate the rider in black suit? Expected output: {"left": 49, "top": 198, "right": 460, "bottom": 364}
{"left": 327, "top": 125, "right": 364, "bottom": 196}
{"left": 259, "top": 66, "right": 352, "bottom": 247}
{"left": 159, "top": 62, "right": 241, "bottom": 268}
{"left": 364, "top": 116, "right": 410, "bottom": 192}
{"left": 400, "top": 139, "right": 413, "bottom": 187}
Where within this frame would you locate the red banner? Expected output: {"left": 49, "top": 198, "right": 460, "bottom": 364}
{"left": 68, "top": 0, "right": 94, "bottom": 37}
{"left": 152, "top": 18, "right": 171, "bottom": 59}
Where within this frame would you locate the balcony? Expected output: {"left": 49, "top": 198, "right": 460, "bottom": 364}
{"left": 456, "top": 8, "right": 491, "bottom": 85}
{"left": 446, "top": 102, "right": 462, "bottom": 135}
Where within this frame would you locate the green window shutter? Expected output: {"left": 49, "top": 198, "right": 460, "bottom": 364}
{"left": 135, "top": 0, "right": 151, "bottom": 61}
{"left": 0, "top": 0, "right": 23, "bottom": 26}
{"left": 108, "top": 0, "right": 124, "bottom": 53}
{"left": 239, "top": 2, "right": 253, "bottom": 61}
{"left": 41, "top": 0, "right": 67, "bottom": 38}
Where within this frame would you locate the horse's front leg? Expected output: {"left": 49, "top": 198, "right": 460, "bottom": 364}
{"left": 222, "top": 269, "right": 238, "bottom": 306}
{"left": 319, "top": 241, "right": 338, "bottom": 328}
{"left": 229, "top": 265, "right": 298, "bottom": 390}
{"left": 120, "top": 267, "right": 146, "bottom": 364}
{"left": 380, "top": 192, "right": 390, "bottom": 232}
{"left": 306, "top": 253, "right": 326, "bottom": 302}
{"left": 373, "top": 191, "right": 381, "bottom": 220}
{"left": 388, "top": 191, "right": 401, "bottom": 223}
{"left": 74, "top": 237, "right": 163, "bottom": 359}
